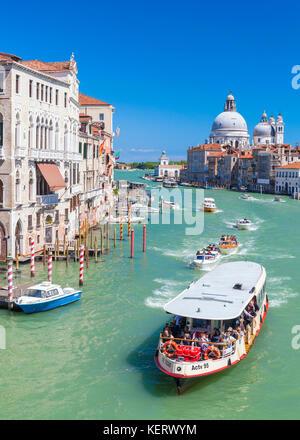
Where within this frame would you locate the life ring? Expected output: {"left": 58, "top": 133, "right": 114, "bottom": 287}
{"left": 204, "top": 345, "right": 220, "bottom": 360}
{"left": 163, "top": 340, "right": 178, "bottom": 357}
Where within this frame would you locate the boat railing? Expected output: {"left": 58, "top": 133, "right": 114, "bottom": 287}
{"left": 159, "top": 335, "right": 239, "bottom": 361}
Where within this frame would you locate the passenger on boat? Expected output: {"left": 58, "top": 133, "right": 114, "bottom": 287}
{"left": 224, "top": 330, "right": 235, "bottom": 353}
{"left": 199, "top": 332, "right": 209, "bottom": 352}
{"left": 211, "top": 328, "right": 221, "bottom": 343}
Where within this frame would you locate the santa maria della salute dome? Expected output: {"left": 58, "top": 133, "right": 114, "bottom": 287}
{"left": 209, "top": 92, "right": 284, "bottom": 150}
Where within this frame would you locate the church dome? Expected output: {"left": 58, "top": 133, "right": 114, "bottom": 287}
{"left": 253, "top": 122, "right": 274, "bottom": 137}
{"left": 211, "top": 111, "right": 248, "bottom": 133}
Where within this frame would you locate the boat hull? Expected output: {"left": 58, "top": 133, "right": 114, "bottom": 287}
{"left": 236, "top": 223, "right": 251, "bottom": 230}
{"left": 16, "top": 291, "right": 82, "bottom": 314}
{"left": 192, "top": 256, "right": 220, "bottom": 268}
{"left": 202, "top": 207, "right": 216, "bottom": 212}
{"left": 219, "top": 246, "right": 238, "bottom": 255}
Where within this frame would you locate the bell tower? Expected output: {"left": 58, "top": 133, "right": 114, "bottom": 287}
{"left": 224, "top": 90, "right": 237, "bottom": 112}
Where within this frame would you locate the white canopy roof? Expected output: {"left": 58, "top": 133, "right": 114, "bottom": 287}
{"left": 164, "top": 261, "right": 265, "bottom": 320}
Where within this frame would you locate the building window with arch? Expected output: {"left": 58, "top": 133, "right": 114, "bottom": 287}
{"left": 0, "top": 113, "right": 3, "bottom": 148}
{"left": 64, "top": 124, "right": 68, "bottom": 151}
{"left": 55, "top": 122, "right": 59, "bottom": 150}
{"left": 0, "top": 180, "right": 4, "bottom": 207}
{"left": 15, "top": 113, "right": 21, "bottom": 147}
{"left": 15, "top": 171, "right": 21, "bottom": 203}
{"left": 29, "top": 170, "right": 34, "bottom": 202}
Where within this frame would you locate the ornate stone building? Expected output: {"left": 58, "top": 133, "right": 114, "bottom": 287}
{"left": 0, "top": 52, "right": 115, "bottom": 260}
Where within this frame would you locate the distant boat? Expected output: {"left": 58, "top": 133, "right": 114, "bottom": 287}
{"left": 273, "top": 196, "right": 281, "bottom": 202}
{"left": 163, "top": 179, "right": 178, "bottom": 188}
{"left": 202, "top": 198, "right": 217, "bottom": 212}
{"left": 236, "top": 218, "right": 252, "bottom": 230}
{"left": 15, "top": 282, "right": 82, "bottom": 314}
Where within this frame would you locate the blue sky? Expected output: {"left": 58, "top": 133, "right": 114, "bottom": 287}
{"left": 2, "top": 0, "right": 300, "bottom": 162}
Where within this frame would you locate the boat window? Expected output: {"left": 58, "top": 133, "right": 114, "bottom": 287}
{"left": 26, "top": 289, "right": 46, "bottom": 298}
{"left": 46, "top": 289, "right": 59, "bottom": 298}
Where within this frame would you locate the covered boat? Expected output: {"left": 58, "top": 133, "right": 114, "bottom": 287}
{"left": 202, "top": 198, "right": 216, "bottom": 212}
{"left": 15, "top": 282, "right": 82, "bottom": 313}
{"left": 154, "top": 261, "right": 268, "bottom": 393}
{"left": 192, "top": 246, "right": 221, "bottom": 269}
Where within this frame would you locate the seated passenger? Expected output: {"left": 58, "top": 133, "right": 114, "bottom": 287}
{"left": 211, "top": 328, "right": 221, "bottom": 343}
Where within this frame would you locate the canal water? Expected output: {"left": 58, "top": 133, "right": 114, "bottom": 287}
{"left": 0, "top": 169, "right": 299, "bottom": 420}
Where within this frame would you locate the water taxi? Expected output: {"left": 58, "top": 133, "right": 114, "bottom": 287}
{"left": 202, "top": 198, "right": 216, "bottom": 212}
{"left": 273, "top": 196, "right": 281, "bottom": 202}
{"left": 163, "top": 179, "right": 178, "bottom": 188}
{"left": 192, "top": 247, "right": 221, "bottom": 269}
{"left": 218, "top": 235, "right": 238, "bottom": 254}
{"left": 15, "top": 282, "right": 82, "bottom": 313}
{"left": 159, "top": 199, "right": 179, "bottom": 210}
{"left": 236, "top": 218, "right": 252, "bottom": 230}
{"left": 154, "top": 261, "right": 268, "bottom": 393}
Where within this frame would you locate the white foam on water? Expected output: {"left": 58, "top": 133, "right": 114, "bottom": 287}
{"left": 145, "top": 278, "right": 188, "bottom": 309}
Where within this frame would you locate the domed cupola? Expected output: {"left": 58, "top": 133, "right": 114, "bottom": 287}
{"left": 253, "top": 110, "right": 276, "bottom": 146}
{"left": 209, "top": 91, "right": 250, "bottom": 150}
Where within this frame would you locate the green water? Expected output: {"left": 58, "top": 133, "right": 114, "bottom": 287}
{"left": 1, "top": 169, "right": 300, "bottom": 420}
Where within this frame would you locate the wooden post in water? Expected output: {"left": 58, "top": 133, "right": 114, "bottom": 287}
{"left": 101, "top": 227, "right": 104, "bottom": 254}
{"left": 48, "top": 250, "right": 52, "bottom": 283}
{"left": 66, "top": 245, "right": 69, "bottom": 267}
{"left": 30, "top": 237, "right": 35, "bottom": 277}
{"left": 143, "top": 224, "right": 146, "bottom": 252}
{"left": 79, "top": 245, "right": 84, "bottom": 286}
{"left": 94, "top": 237, "right": 98, "bottom": 263}
{"left": 63, "top": 235, "right": 66, "bottom": 257}
{"left": 16, "top": 252, "right": 19, "bottom": 271}
{"left": 90, "top": 229, "right": 93, "bottom": 250}
{"left": 43, "top": 245, "right": 46, "bottom": 266}
{"left": 7, "top": 255, "right": 13, "bottom": 310}
{"left": 114, "top": 228, "right": 116, "bottom": 248}
{"left": 131, "top": 229, "right": 134, "bottom": 258}
{"left": 106, "top": 223, "right": 109, "bottom": 251}
{"left": 128, "top": 205, "right": 131, "bottom": 236}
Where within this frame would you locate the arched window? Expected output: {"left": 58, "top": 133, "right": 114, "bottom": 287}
{"left": 64, "top": 123, "right": 68, "bottom": 151}
{"left": 55, "top": 122, "right": 59, "bottom": 150}
{"left": 15, "top": 170, "right": 21, "bottom": 203}
{"left": 15, "top": 113, "right": 21, "bottom": 147}
{"left": 49, "top": 120, "right": 53, "bottom": 149}
{"left": 45, "top": 119, "right": 48, "bottom": 149}
{"left": 0, "top": 180, "right": 3, "bottom": 207}
{"left": 28, "top": 116, "right": 34, "bottom": 149}
{"left": 0, "top": 113, "right": 3, "bottom": 148}
{"left": 40, "top": 118, "right": 44, "bottom": 149}
{"left": 29, "top": 170, "right": 34, "bottom": 202}
{"left": 36, "top": 117, "right": 40, "bottom": 149}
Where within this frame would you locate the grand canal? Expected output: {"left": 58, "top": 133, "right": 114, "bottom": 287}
{"left": 0, "top": 169, "right": 299, "bottom": 419}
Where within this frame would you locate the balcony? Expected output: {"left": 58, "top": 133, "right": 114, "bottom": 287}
{"left": 36, "top": 194, "right": 59, "bottom": 205}
{"left": 70, "top": 183, "right": 83, "bottom": 195}
{"left": 29, "top": 148, "right": 64, "bottom": 161}
{"left": 15, "top": 146, "right": 27, "bottom": 158}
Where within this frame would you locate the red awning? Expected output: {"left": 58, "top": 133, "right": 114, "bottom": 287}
{"left": 37, "top": 163, "right": 66, "bottom": 191}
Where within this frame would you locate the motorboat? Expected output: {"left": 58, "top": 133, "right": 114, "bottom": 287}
{"left": 192, "top": 247, "right": 221, "bottom": 269}
{"left": 163, "top": 179, "right": 178, "bottom": 188}
{"left": 159, "top": 199, "right": 179, "bottom": 210}
{"left": 236, "top": 218, "right": 252, "bottom": 230}
{"left": 154, "top": 261, "right": 268, "bottom": 393}
{"left": 218, "top": 235, "right": 238, "bottom": 255}
{"left": 273, "top": 196, "right": 281, "bottom": 202}
{"left": 15, "top": 282, "right": 82, "bottom": 314}
{"left": 241, "top": 194, "right": 254, "bottom": 200}
{"left": 202, "top": 198, "right": 216, "bottom": 212}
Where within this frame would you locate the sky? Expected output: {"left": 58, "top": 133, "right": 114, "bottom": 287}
{"left": 2, "top": 0, "right": 300, "bottom": 162}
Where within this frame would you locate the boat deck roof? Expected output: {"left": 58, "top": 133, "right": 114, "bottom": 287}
{"left": 164, "top": 261, "right": 265, "bottom": 320}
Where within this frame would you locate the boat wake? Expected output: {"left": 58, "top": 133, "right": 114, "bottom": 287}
{"left": 267, "top": 276, "right": 298, "bottom": 308}
{"left": 145, "top": 278, "right": 188, "bottom": 309}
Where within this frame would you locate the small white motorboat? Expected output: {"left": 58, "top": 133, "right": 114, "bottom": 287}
{"left": 241, "top": 194, "right": 254, "bottom": 200}
{"left": 192, "top": 249, "right": 221, "bottom": 269}
{"left": 236, "top": 218, "right": 252, "bottom": 230}
{"left": 273, "top": 196, "right": 281, "bottom": 202}
{"left": 15, "top": 282, "right": 82, "bottom": 314}
{"left": 159, "top": 199, "right": 179, "bottom": 210}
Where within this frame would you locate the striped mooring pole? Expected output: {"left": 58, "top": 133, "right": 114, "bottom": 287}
{"left": 30, "top": 237, "right": 35, "bottom": 277}
{"left": 48, "top": 250, "right": 53, "bottom": 283}
{"left": 128, "top": 205, "right": 131, "bottom": 236}
{"left": 120, "top": 209, "right": 123, "bottom": 240}
{"left": 79, "top": 245, "right": 84, "bottom": 286}
{"left": 7, "top": 255, "right": 13, "bottom": 308}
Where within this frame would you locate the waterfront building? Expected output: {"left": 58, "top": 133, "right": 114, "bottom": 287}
{"left": 186, "top": 144, "right": 222, "bottom": 184}
{"left": 209, "top": 92, "right": 250, "bottom": 150}
{"left": 0, "top": 52, "right": 115, "bottom": 259}
{"left": 275, "top": 161, "right": 300, "bottom": 198}
{"left": 217, "top": 152, "right": 238, "bottom": 188}
{"left": 154, "top": 150, "right": 183, "bottom": 180}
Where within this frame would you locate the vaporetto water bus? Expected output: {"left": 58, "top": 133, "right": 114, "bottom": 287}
{"left": 154, "top": 261, "right": 268, "bottom": 393}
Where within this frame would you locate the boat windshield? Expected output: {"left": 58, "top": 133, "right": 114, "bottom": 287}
{"left": 25, "top": 289, "right": 46, "bottom": 298}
